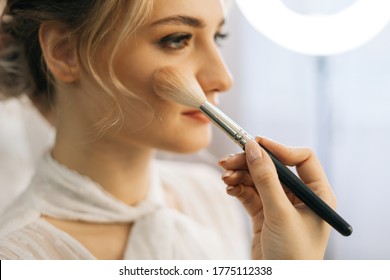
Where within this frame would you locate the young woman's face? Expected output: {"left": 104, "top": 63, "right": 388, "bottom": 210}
{"left": 93, "top": 0, "right": 232, "bottom": 153}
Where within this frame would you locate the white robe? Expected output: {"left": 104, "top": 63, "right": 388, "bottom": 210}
{"left": 0, "top": 153, "right": 250, "bottom": 259}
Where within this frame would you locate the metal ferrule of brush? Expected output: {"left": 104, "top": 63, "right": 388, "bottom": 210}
{"left": 200, "top": 102, "right": 253, "bottom": 148}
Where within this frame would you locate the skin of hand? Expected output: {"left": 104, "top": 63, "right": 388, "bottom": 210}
{"left": 218, "top": 137, "right": 336, "bottom": 260}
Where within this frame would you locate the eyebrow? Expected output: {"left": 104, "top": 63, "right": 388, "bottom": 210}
{"left": 150, "top": 15, "right": 225, "bottom": 28}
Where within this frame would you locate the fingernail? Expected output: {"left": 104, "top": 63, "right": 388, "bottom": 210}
{"left": 246, "top": 140, "right": 262, "bottom": 163}
{"left": 255, "top": 135, "right": 269, "bottom": 140}
{"left": 221, "top": 170, "right": 234, "bottom": 179}
{"left": 226, "top": 186, "right": 235, "bottom": 192}
{"left": 226, "top": 185, "right": 244, "bottom": 197}
{"left": 218, "top": 154, "right": 235, "bottom": 166}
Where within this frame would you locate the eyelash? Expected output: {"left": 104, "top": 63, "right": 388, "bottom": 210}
{"left": 214, "top": 32, "right": 229, "bottom": 46}
{"left": 158, "top": 32, "right": 229, "bottom": 50}
{"left": 159, "top": 33, "right": 193, "bottom": 50}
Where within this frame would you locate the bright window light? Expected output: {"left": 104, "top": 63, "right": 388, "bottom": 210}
{"left": 236, "top": 0, "right": 390, "bottom": 55}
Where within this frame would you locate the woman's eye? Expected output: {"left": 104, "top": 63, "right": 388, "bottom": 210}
{"left": 159, "top": 33, "right": 193, "bottom": 50}
{"left": 214, "top": 32, "right": 229, "bottom": 46}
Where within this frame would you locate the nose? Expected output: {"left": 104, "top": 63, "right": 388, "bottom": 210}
{"left": 195, "top": 45, "right": 233, "bottom": 95}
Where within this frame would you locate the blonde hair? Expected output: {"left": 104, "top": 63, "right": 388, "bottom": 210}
{"left": 0, "top": 0, "right": 154, "bottom": 129}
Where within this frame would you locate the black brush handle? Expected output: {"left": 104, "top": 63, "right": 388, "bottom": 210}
{"left": 260, "top": 144, "right": 353, "bottom": 236}
{"left": 199, "top": 102, "right": 352, "bottom": 236}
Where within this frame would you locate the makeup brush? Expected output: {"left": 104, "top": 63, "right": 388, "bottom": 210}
{"left": 153, "top": 66, "right": 353, "bottom": 237}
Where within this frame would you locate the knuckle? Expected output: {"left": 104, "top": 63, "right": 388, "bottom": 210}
{"left": 301, "top": 146, "right": 313, "bottom": 153}
{"left": 323, "top": 192, "right": 337, "bottom": 209}
{"left": 314, "top": 187, "right": 337, "bottom": 209}
{"left": 302, "top": 146, "right": 315, "bottom": 159}
{"left": 235, "top": 187, "right": 254, "bottom": 205}
{"left": 251, "top": 166, "right": 277, "bottom": 184}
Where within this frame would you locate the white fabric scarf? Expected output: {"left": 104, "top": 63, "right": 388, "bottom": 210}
{"left": 0, "top": 153, "right": 226, "bottom": 259}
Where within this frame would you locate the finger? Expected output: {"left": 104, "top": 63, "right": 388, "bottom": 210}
{"left": 245, "top": 139, "right": 292, "bottom": 213}
{"left": 226, "top": 184, "right": 262, "bottom": 217}
{"left": 218, "top": 153, "right": 248, "bottom": 170}
{"left": 256, "top": 136, "right": 335, "bottom": 207}
{"left": 256, "top": 136, "right": 328, "bottom": 185}
{"left": 221, "top": 170, "right": 254, "bottom": 186}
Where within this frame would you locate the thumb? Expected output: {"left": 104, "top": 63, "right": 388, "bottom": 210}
{"left": 245, "top": 140, "right": 291, "bottom": 213}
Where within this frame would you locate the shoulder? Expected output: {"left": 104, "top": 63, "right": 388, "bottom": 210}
{"left": 154, "top": 159, "right": 238, "bottom": 221}
{"left": 155, "top": 159, "right": 251, "bottom": 258}
{"left": 0, "top": 220, "right": 91, "bottom": 260}
{"left": 0, "top": 221, "right": 48, "bottom": 259}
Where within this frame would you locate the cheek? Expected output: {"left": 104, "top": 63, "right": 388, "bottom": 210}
{"left": 113, "top": 56, "right": 154, "bottom": 99}
{"left": 111, "top": 51, "right": 184, "bottom": 128}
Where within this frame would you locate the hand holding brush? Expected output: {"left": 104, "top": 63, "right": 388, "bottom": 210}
{"left": 220, "top": 137, "right": 335, "bottom": 259}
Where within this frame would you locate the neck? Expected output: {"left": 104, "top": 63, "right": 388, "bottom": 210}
{"left": 52, "top": 124, "right": 154, "bottom": 206}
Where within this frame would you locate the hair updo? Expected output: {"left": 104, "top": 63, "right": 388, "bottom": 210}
{"left": 0, "top": 0, "right": 154, "bottom": 115}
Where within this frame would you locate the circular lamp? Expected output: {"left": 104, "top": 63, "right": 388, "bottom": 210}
{"left": 236, "top": 0, "right": 390, "bottom": 55}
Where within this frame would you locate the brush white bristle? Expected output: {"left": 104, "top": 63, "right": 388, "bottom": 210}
{"left": 152, "top": 67, "right": 207, "bottom": 108}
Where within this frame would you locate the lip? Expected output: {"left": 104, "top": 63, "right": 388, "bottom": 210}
{"left": 182, "top": 110, "right": 210, "bottom": 124}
